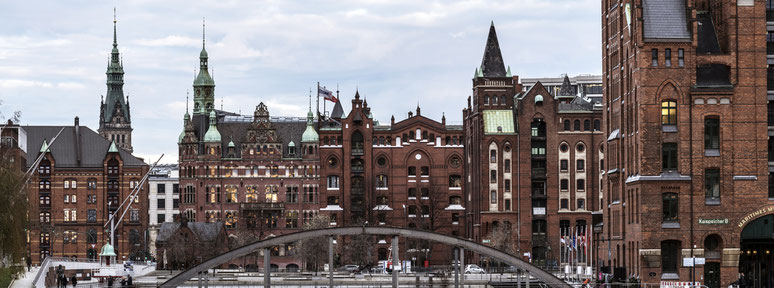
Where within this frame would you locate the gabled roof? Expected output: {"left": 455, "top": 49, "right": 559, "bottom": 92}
{"left": 480, "top": 22, "right": 507, "bottom": 77}
{"left": 24, "top": 125, "right": 145, "bottom": 168}
{"left": 557, "top": 75, "right": 575, "bottom": 97}
{"left": 642, "top": 0, "right": 691, "bottom": 41}
{"left": 156, "top": 221, "right": 225, "bottom": 243}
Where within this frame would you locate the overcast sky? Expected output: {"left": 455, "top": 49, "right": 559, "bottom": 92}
{"left": 0, "top": 0, "right": 601, "bottom": 164}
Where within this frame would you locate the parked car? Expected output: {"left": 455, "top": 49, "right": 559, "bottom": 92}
{"left": 340, "top": 265, "right": 360, "bottom": 273}
{"left": 464, "top": 264, "right": 485, "bottom": 274}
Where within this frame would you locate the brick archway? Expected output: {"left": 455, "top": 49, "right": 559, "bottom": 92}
{"left": 160, "top": 226, "right": 570, "bottom": 287}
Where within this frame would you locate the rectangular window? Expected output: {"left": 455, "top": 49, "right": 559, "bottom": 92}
{"left": 770, "top": 173, "right": 774, "bottom": 199}
{"left": 704, "top": 118, "right": 720, "bottom": 150}
{"left": 157, "top": 214, "right": 165, "bottom": 224}
{"left": 662, "top": 193, "right": 678, "bottom": 222}
{"left": 705, "top": 169, "right": 720, "bottom": 203}
{"left": 577, "top": 179, "right": 585, "bottom": 191}
{"left": 504, "top": 179, "right": 511, "bottom": 193}
{"left": 505, "top": 199, "right": 511, "bottom": 211}
{"left": 678, "top": 49, "right": 684, "bottom": 67}
{"left": 490, "top": 170, "right": 497, "bottom": 183}
{"left": 560, "top": 179, "right": 569, "bottom": 191}
{"left": 661, "top": 100, "right": 677, "bottom": 126}
{"left": 490, "top": 190, "right": 497, "bottom": 204}
{"left": 665, "top": 48, "right": 672, "bottom": 67}
{"left": 173, "top": 198, "right": 179, "bottom": 208}
{"left": 577, "top": 199, "right": 585, "bottom": 210}
{"left": 661, "top": 241, "right": 680, "bottom": 273}
{"left": 88, "top": 209, "right": 96, "bottom": 223}
{"left": 652, "top": 49, "right": 658, "bottom": 66}
{"left": 561, "top": 199, "right": 569, "bottom": 210}
{"left": 286, "top": 211, "right": 299, "bottom": 228}
{"left": 157, "top": 199, "right": 165, "bottom": 209}
{"left": 662, "top": 143, "right": 678, "bottom": 171}
{"left": 286, "top": 186, "right": 298, "bottom": 203}
{"left": 576, "top": 159, "right": 585, "bottom": 171}
{"left": 130, "top": 209, "right": 139, "bottom": 223}
{"left": 327, "top": 176, "right": 339, "bottom": 189}
{"left": 560, "top": 160, "right": 568, "bottom": 171}
{"left": 173, "top": 184, "right": 179, "bottom": 194}
{"left": 504, "top": 159, "right": 511, "bottom": 173}
{"left": 157, "top": 184, "right": 166, "bottom": 194}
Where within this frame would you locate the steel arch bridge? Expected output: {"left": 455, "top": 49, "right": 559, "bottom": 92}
{"left": 160, "top": 226, "right": 570, "bottom": 287}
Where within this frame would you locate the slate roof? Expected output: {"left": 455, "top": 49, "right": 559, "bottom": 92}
{"left": 23, "top": 125, "right": 145, "bottom": 168}
{"left": 331, "top": 101, "right": 345, "bottom": 119}
{"left": 557, "top": 75, "right": 575, "bottom": 97}
{"left": 642, "top": 0, "right": 691, "bottom": 40}
{"left": 558, "top": 96, "right": 596, "bottom": 112}
{"left": 696, "top": 12, "right": 721, "bottom": 54}
{"left": 480, "top": 22, "right": 507, "bottom": 77}
{"left": 156, "top": 221, "right": 225, "bottom": 243}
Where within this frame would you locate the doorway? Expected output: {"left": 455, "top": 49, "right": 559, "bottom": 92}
{"left": 704, "top": 262, "right": 719, "bottom": 288}
{"left": 739, "top": 214, "right": 774, "bottom": 288}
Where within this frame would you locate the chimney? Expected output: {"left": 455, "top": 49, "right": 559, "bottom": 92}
{"left": 74, "top": 116, "right": 82, "bottom": 165}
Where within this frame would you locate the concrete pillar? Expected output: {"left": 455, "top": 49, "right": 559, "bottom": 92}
{"left": 329, "top": 236, "right": 334, "bottom": 288}
{"left": 517, "top": 269, "right": 522, "bottom": 288}
{"left": 454, "top": 248, "right": 459, "bottom": 288}
{"left": 204, "top": 270, "right": 209, "bottom": 288}
{"left": 392, "top": 235, "right": 399, "bottom": 288}
{"left": 526, "top": 269, "right": 531, "bottom": 288}
{"left": 264, "top": 248, "right": 270, "bottom": 288}
{"left": 460, "top": 248, "right": 465, "bottom": 287}
{"left": 197, "top": 272, "right": 202, "bottom": 288}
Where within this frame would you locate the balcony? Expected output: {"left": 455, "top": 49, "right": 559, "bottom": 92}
{"left": 240, "top": 203, "right": 285, "bottom": 211}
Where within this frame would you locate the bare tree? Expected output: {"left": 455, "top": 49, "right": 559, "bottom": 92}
{"left": 405, "top": 184, "right": 452, "bottom": 266}
{"left": 346, "top": 233, "right": 374, "bottom": 269}
{"left": 295, "top": 214, "right": 329, "bottom": 274}
{"left": 0, "top": 144, "right": 27, "bottom": 283}
{"left": 486, "top": 222, "right": 515, "bottom": 271}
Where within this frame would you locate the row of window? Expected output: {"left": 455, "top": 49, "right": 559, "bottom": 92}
{"left": 482, "top": 95, "right": 508, "bottom": 106}
{"left": 559, "top": 179, "right": 586, "bottom": 191}
{"left": 559, "top": 198, "right": 586, "bottom": 210}
{"left": 562, "top": 119, "right": 601, "bottom": 132}
{"left": 560, "top": 159, "right": 586, "bottom": 172}
{"left": 651, "top": 48, "right": 685, "bottom": 67}
{"left": 182, "top": 165, "right": 319, "bottom": 178}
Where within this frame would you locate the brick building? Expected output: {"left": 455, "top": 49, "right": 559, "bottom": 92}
{"left": 463, "top": 23, "right": 603, "bottom": 269}
{"left": 14, "top": 118, "right": 149, "bottom": 264}
{"left": 177, "top": 33, "right": 320, "bottom": 270}
{"left": 601, "top": 0, "right": 770, "bottom": 286}
{"left": 317, "top": 92, "right": 465, "bottom": 265}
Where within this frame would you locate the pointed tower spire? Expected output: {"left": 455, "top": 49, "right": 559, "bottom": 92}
{"left": 193, "top": 17, "right": 215, "bottom": 115}
{"left": 100, "top": 7, "right": 132, "bottom": 153}
{"left": 480, "top": 21, "right": 506, "bottom": 77}
{"left": 558, "top": 74, "right": 574, "bottom": 96}
{"left": 113, "top": 7, "right": 118, "bottom": 48}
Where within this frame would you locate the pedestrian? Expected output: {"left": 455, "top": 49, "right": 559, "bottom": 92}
{"left": 70, "top": 275, "right": 77, "bottom": 287}
{"left": 62, "top": 275, "right": 68, "bottom": 287}
{"left": 127, "top": 275, "right": 133, "bottom": 287}
{"left": 107, "top": 276, "right": 114, "bottom": 288}
{"left": 26, "top": 256, "right": 31, "bottom": 272}
{"left": 120, "top": 277, "right": 126, "bottom": 288}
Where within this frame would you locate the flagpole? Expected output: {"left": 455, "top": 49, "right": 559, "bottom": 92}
{"left": 317, "top": 82, "right": 321, "bottom": 120}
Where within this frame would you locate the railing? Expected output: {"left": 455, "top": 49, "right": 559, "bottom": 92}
{"left": 240, "top": 203, "right": 285, "bottom": 210}
{"left": 32, "top": 256, "right": 52, "bottom": 288}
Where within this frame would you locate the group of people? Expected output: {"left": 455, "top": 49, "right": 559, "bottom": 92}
{"left": 105, "top": 275, "right": 133, "bottom": 287}
{"left": 55, "top": 274, "right": 77, "bottom": 288}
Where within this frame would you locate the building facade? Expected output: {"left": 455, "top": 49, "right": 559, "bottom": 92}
{"left": 602, "top": 0, "right": 769, "bottom": 286}
{"left": 464, "top": 23, "right": 603, "bottom": 270}
{"left": 521, "top": 74, "right": 603, "bottom": 104}
{"left": 16, "top": 118, "right": 149, "bottom": 265}
{"left": 177, "top": 33, "right": 321, "bottom": 270}
{"left": 316, "top": 94, "right": 465, "bottom": 265}
{"left": 148, "top": 164, "right": 180, "bottom": 257}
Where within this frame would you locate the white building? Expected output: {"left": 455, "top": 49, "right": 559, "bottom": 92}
{"left": 148, "top": 164, "right": 179, "bottom": 257}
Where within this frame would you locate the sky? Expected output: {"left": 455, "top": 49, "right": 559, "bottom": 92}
{"left": 0, "top": 0, "right": 601, "bottom": 164}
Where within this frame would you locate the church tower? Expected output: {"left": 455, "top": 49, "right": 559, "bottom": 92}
{"left": 193, "top": 19, "right": 215, "bottom": 115}
{"left": 99, "top": 9, "right": 133, "bottom": 153}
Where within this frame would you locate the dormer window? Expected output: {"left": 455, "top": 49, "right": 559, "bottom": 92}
{"left": 289, "top": 146, "right": 296, "bottom": 156}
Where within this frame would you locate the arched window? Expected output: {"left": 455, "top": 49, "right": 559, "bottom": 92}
{"left": 376, "top": 175, "right": 388, "bottom": 188}
{"left": 574, "top": 120, "right": 581, "bottom": 131}
{"left": 352, "top": 131, "right": 364, "bottom": 155}
{"left": 484, "top": 95, "right": 489, "bottom": 105}
{"left": 38, "top": 159, "right": 51, "bottom": 176}
{"left": 593, "top": 119, "right": 601, "bottom": 131}
{"left": 500, "top": 95, "right": 506, "bottom": 105}
{"left": 563, "top": 120, "right": 570, "bottom": 131}
{"left": 493, "top": 95, "right": 499, "bottom": 105}
{"left": 532, "top": 219, "right": 547, "bottom": 235}
{"left": 583, "top": 120, "right": 590, "bottom": 131}
{"left": 662, "top": 193, "right": 678, "bottom": 221}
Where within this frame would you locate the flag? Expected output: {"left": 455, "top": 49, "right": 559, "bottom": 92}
{"left": 572, "top": 234, "right": 577, "bottom": 250}
{"left": 319, "top": 86, "right": 337, "bottom": 102}
{"left": 560, "top": 237, "right": 566, "bottom": 245}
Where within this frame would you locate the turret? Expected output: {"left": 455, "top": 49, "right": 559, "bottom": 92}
{"left": 193, "top": 18, "right": 215, "bottom": 115}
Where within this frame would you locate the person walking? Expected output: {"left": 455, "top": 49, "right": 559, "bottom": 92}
{"left": 107, "top": 276, "right": 114, "bottom": 288}
{"left": 70, "top": 275, "right": 77, "bottom": 287}
{"left": 62, "top": 275, "right": 68, "bottom": 287}
{"left": 26, "top": 256, "right": 31, "bottom": 272}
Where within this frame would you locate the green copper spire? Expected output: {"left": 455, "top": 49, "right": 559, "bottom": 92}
{"left": 301, "top": 95, "right": 318, "bottom": 143}
{"left": 193, "top": 17, "right": 215, "bottom": 115}
{"left": 475, "top": 67, "right": 484, "bottom": 78}
{"left": 108, "top": 141, "right": 119, "bottom": 153}
{"left": 203, "top": 110, "right": 221, "bottom": 142}
{"left": 100, "top": 8, "right": 130, "bottom": 126}
{"left": 506, "top": 65, "right": 512, "bottom": 77}
{"left": 39, "top": 139, "right": 49, "bottom": 153}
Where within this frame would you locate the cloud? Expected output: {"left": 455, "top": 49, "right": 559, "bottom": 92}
{"left": 136, "top": 35, "right": 201, "bottom": 47}
{"left": 1, "top": 0, "right": 602, "bottom": 162}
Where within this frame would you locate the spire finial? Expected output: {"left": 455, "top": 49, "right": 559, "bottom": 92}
{"left": 309, "top": 88, "right": 313, "bottom": 112}
{"left": 186, "top": 90, "right": 189, "bottom": 112}
{"left": 113, "top": 7, "right": 118, "bottom": 47}
{"left": 202, "top": 17, "right": 206, "bottom": 49}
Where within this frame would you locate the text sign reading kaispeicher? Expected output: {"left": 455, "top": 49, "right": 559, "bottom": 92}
{"left": 698, "top": 218, "right": 728, "bottom": 225}
{"left": 738, "top": 206, "right": 774, "bottom": 228}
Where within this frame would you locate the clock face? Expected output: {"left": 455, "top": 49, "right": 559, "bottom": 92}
{"left": 415, "top": 154, "right": 422, "bottom": 160}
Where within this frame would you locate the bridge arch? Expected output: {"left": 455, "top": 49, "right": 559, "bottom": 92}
{"left": 161, "top": 226, "right": 570, "bottom": 287}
